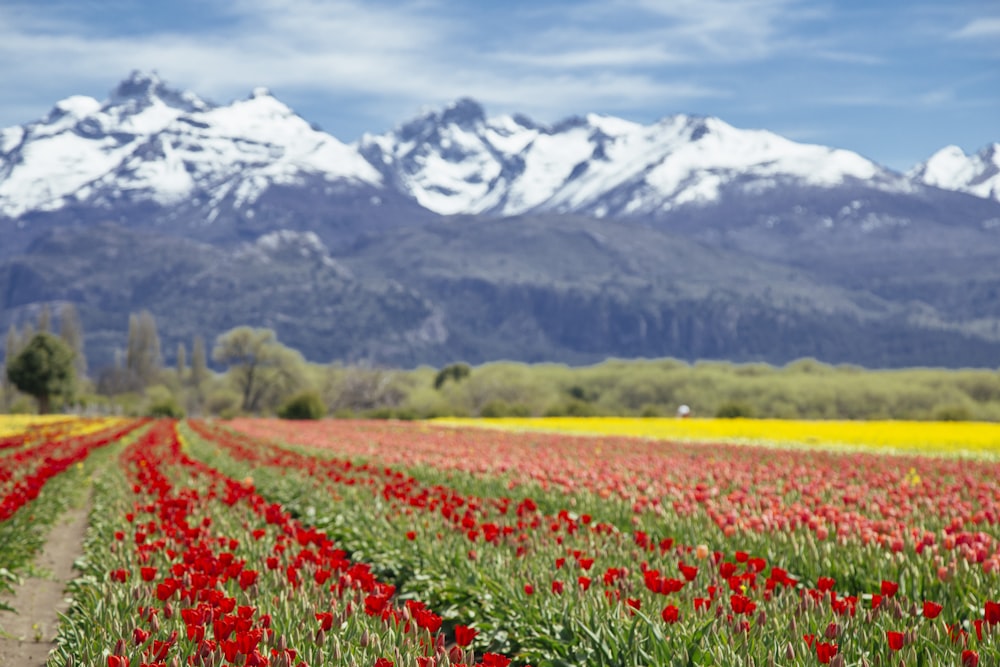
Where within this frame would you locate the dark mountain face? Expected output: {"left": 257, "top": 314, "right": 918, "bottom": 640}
{"left": 1, "top": 73, "right": 999, "bottom": 369}
{"left": 0, "top": 224, "right": 443, "bottom": 369}
{"left": 3, "top": 215, "right": 997, "bottom": 370}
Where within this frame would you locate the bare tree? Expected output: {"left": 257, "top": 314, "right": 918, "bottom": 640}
{"left": 325, "top": 364, "right": 405, "bottom": 413}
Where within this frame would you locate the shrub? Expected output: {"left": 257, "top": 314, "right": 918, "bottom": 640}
{"left": 277, "top": 391, "right": 326, "bottom": 420}
{"left": 544, "top": 399, "right": 598, "bottom": 417}
{"left": 365, "top": 407, "right": 395, "bottom": 419}
{"left": 933, "top": 404, "right": 973, "bottom": 422}
{"left": 147, "top": 396, "right": 185, "bottom": 418}
{"left": 480, "top": 400, "right": 531, "bottom": 418}
{"left": 715, "top": 401, "right": 755, "bottom": 419}
{"left": 205, "top": 389, "right": 241, "bottom": 417}
{"left": 433, "top": 363, "right": 471, "bottom": 389}
{"left": 639, "top": 404, "right": 663, "bottom": 418}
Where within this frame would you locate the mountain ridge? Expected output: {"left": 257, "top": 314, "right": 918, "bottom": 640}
{"left": 2, "top": 71, "right": 999, "bottom": 228}
{"left": 1, "top": 72, "right": 999, "bottom": 369}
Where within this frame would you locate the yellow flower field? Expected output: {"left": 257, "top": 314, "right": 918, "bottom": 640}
{"left": 0, "top": 415, "right": 125, "bottom": 440}
{"left": 438, "top": 416, "right": 1000, "bottom": 456}
{"left": 0, "top": 414, "right": 71, "bottom": 437}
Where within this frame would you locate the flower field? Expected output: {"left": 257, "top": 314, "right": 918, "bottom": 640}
{"left": 436, "top": 417, "right": 1000, "bottom": 456}
{"left": 1, "top": 415, "right": 998, "bottom": 666}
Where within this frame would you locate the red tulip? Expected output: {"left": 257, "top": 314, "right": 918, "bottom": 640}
{"left": 661, "top": 605, "right": 680, "bottom": 624}
{"left": 985, "top": 600, "right": 1000, "bottom": 625}
{"left": 815, "top": 642, "right": 837, "bottom": 664}
{"left": 454, "top": 625, "right": 478, "bottom": 647}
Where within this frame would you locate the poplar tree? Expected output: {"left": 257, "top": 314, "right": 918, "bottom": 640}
{"left": 59, "top": 303, "right": 87, "bottom": 378}
{"left": 126, "top": 311, "right": 162, "bottom": 390}
{"left": 37, "top": 305, "right": 52, "bottom": 333}
{"left": 2, "top": 325, "right": 18, "bottom": 408}
{"left": 176, "top": 342, "right": 188, "bottom": 380}
{"left": 5, "top": 325, "right": 20, "bottom": 360}
{"left": 190, "top": 336, "right": 208, "bottom": 387}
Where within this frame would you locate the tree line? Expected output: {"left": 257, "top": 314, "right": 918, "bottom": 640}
{"left": 3, "top": 309, "right": 1000, "bottom": 421}
{"left": 2, "top": 310, "right": 303, "bottom": 417}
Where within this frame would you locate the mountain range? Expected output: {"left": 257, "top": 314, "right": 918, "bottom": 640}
{"left": 1, "top": 71, "right": 999, "bottom": 370}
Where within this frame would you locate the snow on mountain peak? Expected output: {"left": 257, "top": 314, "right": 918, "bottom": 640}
{"left": 910, "top": 143, "right": 1000, "bottom": 201}
{"left": 358, "top": 101, "right": 895, "bottom": 218}
{"left": 2, "top": 77, "right": 994, "bottom": 226}
{"left": 0, "top": 73, "right": 382, "bottom": 218}
{"left": 49, "top": 95, "right": 102, "bottom": 120}
{"left": 440, "top": 98, "right": 486, "bottom": 128}
{"left": 108, "top": 70, "right": 210, "bottom": 114}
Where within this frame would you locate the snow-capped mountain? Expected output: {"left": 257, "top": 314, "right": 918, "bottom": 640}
{"left": 909, "top": 144, "right": 1000, "bottom": 203}
{"left": 358, "top": 98, "right": 910, "bottom": 218}
{"left": 0, "top": 71, "right": 381, "bottom": 220}
{"left": 2, "top": 71, "right": 983, "bottom": 228}
{"left": 1, "top": 71, "right": 999, "bottom": 261}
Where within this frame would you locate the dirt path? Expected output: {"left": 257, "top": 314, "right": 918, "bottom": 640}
{"left": 0, "top": 500, "right": 90, "bottom": 666}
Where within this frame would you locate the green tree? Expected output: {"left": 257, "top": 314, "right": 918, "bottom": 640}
{"left": 212, "top": 327, "right": 306, "bottom": 413}
{"left": 6, "top": 333, "right": 76, "bottom": 414}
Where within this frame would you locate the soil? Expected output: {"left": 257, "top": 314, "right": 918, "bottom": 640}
{"left": 0, "top": 501, "right": 90, "bottom": 666}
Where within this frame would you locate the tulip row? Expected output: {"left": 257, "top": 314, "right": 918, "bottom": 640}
{"left": 0, "top": 416, "right": 118, "bottom": 451}
{"left": 197, "top": 419, "right": 999, "bottom": 666}
{"left": 228, "top": 419, "right": 1000, "bottom": 578}
{"left": 0, "top": 414, "right": 73, "bottom": 439}
{"left": 0, "top": 418, "right": 136, "bottom": 522}
{"left": 438, "top": 416, "right": 1000, "bottom": 455}
{"left": 0, "top": 419, "right": 141, "bottom": 605}
{"left": 52, "top": 420, "right": 516, "bottom": 667}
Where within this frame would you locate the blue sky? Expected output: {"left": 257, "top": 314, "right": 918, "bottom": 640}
{"left": 1, "top": 0, "right": 997, "bottom": 170}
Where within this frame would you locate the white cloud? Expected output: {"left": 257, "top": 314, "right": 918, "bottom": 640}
{"left": 813, "top": 50, "right": 886, "bottom": 66}
{"left": 952, "top": 17, "right": 1000, "bottom": 39}
{"left": 0, "top": 1, "right": 456, "bottom": 105}
{"left": 818, "top": 88, "right": 961, "bottom": 110}
{"left": 0, "top": 0, "right": 742, "bottom": 130}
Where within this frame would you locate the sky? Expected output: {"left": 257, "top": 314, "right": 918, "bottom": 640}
{"left": 1, "top": 0, "right": 998, "bottom": 171}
